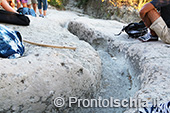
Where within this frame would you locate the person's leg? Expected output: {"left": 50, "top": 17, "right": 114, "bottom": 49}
{"left": 141, "top": 9, "right": 170, "bottom": 43}
{"left": 31, "top": 0, "right": 37, "bottom": 13}
{"left": 43, "top": 10, "right": 46, "bottom": 16}
{"left": 17, "top": 1, "right": 21, "bottom": 9}
{"left": 138, "top": 9, "right": 160, "bottom": 41}
{"left": 143, "top": 9, "right": 160, "bottom": 36}
{"left": 22, "top": 3, "right": 27, "bottom": 7}
{"left": 147, "top": 10, "right": 160, "bottom": 23}
{"left": 27, "top": 0, "right": 31, "bottom": 8}
{"left": 39, "top": 9, "right": 42, "bottom": 15}
{"left": 38, "top": 0, "right": 42, "bottom": 15}
{"left": 149, "top": 14, "right": 170, "bottom": 43}
{"left": 21, "top": 0, "right": 27, "bottom": 7}
{"left": 42, "top": 0, "right": 47, "bottom": 16}
{"left": 27, "top": 4, "right": 31, "bottom": 8}
{"left": 39, "top": 8, "right": 42, "bottom": 15}
{"left": 32, "top": 3, "right": 37, "bottom": 12}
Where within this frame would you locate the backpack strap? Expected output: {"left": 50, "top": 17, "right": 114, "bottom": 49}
{"left": 115, "top": 23, "right": 135, "bottom": 36}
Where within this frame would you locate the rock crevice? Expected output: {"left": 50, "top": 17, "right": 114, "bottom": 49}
{"left": 68, "top": 17, "right": 170, "bottom": 112}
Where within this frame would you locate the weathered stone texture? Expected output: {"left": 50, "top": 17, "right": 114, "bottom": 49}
{"left": 0, "top": 10, "right": 101, "bottom": 112}
{"left": 68, "top": 17, "right": 170, "bottom": 112}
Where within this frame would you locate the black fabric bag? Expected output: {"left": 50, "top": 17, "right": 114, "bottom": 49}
{"left": 116, "top": 21, "right": 148, "bottom": 38}
{"left": 0, "top": 10, "right": 30, "bottom": 26}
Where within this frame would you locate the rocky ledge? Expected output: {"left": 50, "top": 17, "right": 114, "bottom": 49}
{"left": 68, "top": 17, "right": 170, "bottom": 112}
{"left": 0, "top": 10, "right": 101, "bottom": 112}
{"left": 0, "top": 9, "right": 170, "bottom": 113}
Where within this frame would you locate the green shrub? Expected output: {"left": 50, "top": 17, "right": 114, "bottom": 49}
{"left": 76, "top": 0, "right": 89, "bottom": 8}
{"left": 48, "top": 0, "right": 67, "bottom": 9}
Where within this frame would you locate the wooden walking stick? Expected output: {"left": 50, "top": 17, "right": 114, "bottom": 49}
{"left": 23, "top": 39, "right": 76, "bottom": 51}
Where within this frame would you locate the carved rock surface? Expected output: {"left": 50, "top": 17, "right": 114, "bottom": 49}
{"left": 68, "top": 17, "right": 170, "bottom": 112}
{"left": 0, "top": 10, "right": 101, "bottom": 112}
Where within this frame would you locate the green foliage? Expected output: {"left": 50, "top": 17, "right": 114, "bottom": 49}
{"left": 76, "top": 0, "right": 89, "bottom": 8}
{"left": 48, "top": 0, "right": 67, "bottom": 10}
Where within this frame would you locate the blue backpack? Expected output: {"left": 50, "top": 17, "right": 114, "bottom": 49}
{"left": 17, "top": 7, "right": 36, "bottom": 17}
{"left": 0, "top": 25, "right": 25, "bottom": 59}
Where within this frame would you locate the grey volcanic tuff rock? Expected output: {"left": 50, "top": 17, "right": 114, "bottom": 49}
{"left": 68, "top": 17, "right": 170, "bottom": 112}
{"left": 0, "top": 8, "right": 170, "bottom": 113}
{"left": 0, "top": 10, "right": 101, "bottom": 112}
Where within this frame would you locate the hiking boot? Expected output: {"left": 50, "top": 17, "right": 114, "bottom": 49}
{"left": 138, "top": 33, "right": 158, "bottom": 42}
